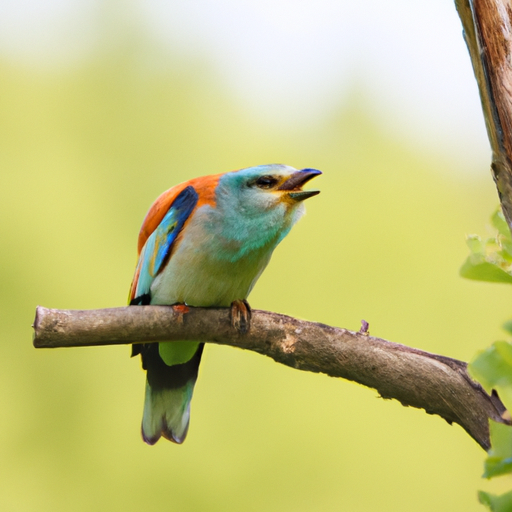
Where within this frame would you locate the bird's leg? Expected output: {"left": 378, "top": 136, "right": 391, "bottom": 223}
{"left": 230, "top": 299, "right": 252, "bottom": 333}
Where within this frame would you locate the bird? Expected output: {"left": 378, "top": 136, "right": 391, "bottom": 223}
{"left": 128, "top": 164, "right": 321, "bottom": 445}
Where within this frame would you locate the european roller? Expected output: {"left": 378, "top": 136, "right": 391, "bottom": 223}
{"left": 129, "top": 164, "right": 321, "bottom": 444}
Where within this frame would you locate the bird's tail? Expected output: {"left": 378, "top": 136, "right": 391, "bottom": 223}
{"left": 135, "top": 343, "right": 204, "bottom": 445}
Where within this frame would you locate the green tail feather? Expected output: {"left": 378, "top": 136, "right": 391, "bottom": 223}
{"left": 136, "top": 342, "right": 204, "bottom": 445}
{"left": 141, "top": 381, "right": 194, "bottom": 444}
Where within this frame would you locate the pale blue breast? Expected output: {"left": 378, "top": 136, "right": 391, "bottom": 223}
{"left": 150, "top": 204, "right": 278, "bottom": 307}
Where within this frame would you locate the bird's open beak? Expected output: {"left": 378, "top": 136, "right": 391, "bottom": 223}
{"left": 278, "top": 168, "right": 322, "bottom": 201}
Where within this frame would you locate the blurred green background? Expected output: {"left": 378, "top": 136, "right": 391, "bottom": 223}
{"left": 2, "top": 2, "right": 512, "bottom": 511}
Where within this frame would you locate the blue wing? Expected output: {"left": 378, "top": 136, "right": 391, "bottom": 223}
{"left": 131, "top": 186, "right": 198, "bottom": 304}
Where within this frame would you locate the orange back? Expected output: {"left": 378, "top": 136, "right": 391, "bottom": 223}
{"left": 137, "top": 173, "right": 222, "bottom": 254}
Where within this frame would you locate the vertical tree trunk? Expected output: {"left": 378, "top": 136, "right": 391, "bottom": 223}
{"left": 456, "top": 0, "right": 512, "bottom": 229}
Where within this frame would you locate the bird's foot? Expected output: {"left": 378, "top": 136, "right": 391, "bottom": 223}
{"left": 230, "top": 300, "right": 252, "bottom": 333}
{"left": 172, "top": 304, "right": 190, "bottom": 324}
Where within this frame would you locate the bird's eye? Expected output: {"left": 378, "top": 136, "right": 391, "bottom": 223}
{"left": 254, "top": 175, "right": 278, "bottom": 189}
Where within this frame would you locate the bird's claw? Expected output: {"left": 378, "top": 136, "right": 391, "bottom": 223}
{"left": 230, "top": 300, "right": 252, "bottom": 333}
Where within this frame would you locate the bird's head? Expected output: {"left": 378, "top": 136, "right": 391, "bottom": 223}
{"left": 209, "top": 165, "right": 321, "bottom": 250}
{"left": 216, "top": 164, "right": 321, "bottom": 216}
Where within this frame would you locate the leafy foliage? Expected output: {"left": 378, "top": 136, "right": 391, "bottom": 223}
{"left": 478, "top": 490, "right": 512, "bottom": 512}
{"left": 481, "top": 420, "right": 512, "bottom": 479}
{"left": 464, "top": 209, "right": 512, "bottom": 509}
{"left": 460, "top": 210, "right": 512, "bottom": 284}
{"left": 470, "top": 345, "right": 512, "bottom": 486}
{"left": 470, "top": 341, "right": 512, "bottom": 413}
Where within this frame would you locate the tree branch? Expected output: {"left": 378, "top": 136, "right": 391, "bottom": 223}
{"left": 33, "top": 305, "right": 508, "bottom": 450}
{"left": 455, "top": 0, "right": 512, "bottom": 230}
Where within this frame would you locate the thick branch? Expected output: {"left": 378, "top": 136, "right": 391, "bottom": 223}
{"left": 456, "top": 0, "right": 512, "bottom": 230}
{"left": 33, "top": 305, "right": 508, "bottom": 450}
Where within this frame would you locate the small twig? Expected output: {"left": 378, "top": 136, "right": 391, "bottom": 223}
{"left": 33, "top": 305, "right": 509, "bottom": 450}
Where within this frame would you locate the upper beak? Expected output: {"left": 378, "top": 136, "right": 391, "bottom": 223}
{"left": 278, "top": 168, "right": 322, "bottom": 201}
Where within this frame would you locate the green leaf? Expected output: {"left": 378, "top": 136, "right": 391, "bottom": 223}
{"left": 484, "top": 421, "right": 512, "bottom": 478}
{"left": 469, "top": 341, "right": 512, "bottom": 411}
{"left": 478, "top": 490, "right": 512, "bottom": 511}
{"left": 459, "top": 256, "right": 512, "bottom": 284}
{"left": 471, "top": 345, "right": 512, "bottom": 479}
{"left": 461, "top": 210, "right": 512, "bottom": 283}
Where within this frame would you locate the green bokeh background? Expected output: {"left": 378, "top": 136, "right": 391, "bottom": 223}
{"left": 1, "top": 17, "right": 512, "bottom": 512}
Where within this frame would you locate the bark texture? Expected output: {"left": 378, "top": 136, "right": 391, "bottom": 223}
{"left": 456, "top": 0, "right": 512, "bottom": 229}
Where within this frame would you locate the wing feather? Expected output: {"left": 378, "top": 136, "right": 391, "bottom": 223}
{"left": 129, "top": 186, "right": 198, "bottom": 303}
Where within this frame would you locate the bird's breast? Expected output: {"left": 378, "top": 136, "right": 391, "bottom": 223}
{"left": 149, "top": 206, "right": 276, "bottom": 307}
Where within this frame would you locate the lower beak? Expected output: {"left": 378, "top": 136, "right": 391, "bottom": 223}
{"left": 278, "top": 168, "right": 322, "bottom": 201}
